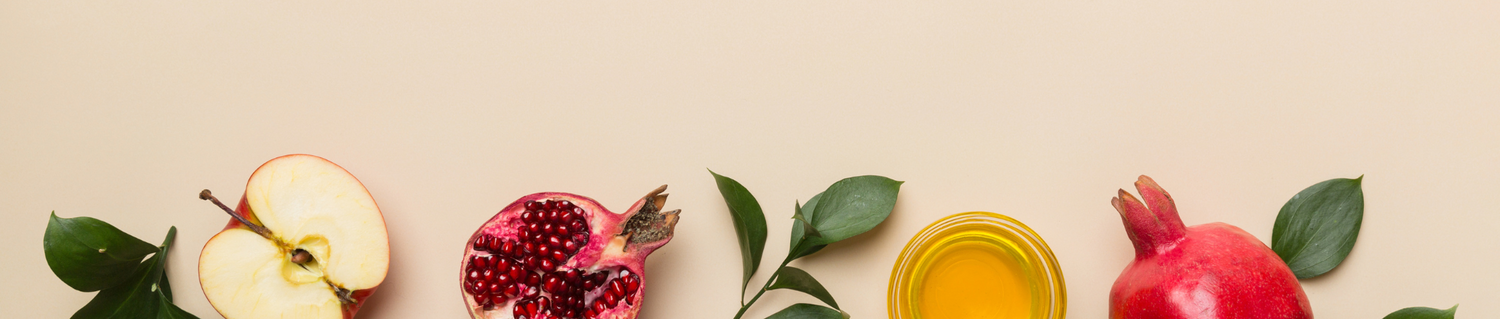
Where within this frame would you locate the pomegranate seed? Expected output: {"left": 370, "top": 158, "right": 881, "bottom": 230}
{"left": 528, "top": 222, "right": 541, "bottom": 233}
{"left": 482, "top": 269, "right": 495, "bottom": 281}
{"left": 544, "top": 200, "right": 557, "bottom": 210}
{"left": 570, "top": 219, "right": 585, "bottom": 231}
{"left": 572, "top": 233, "right": 589, "bottom": 244}
{"left": 514, "top": 300, "right": 530, "bottom": 317}
{"left": 500, "top": 240, "right": 516, "bottom": 256}
{"left": 527, "top": 272, "right": 541, "bottom": 286}
{"left": 605, "top": 291, "right": 621, "bottom": 307}
{"left": 495, "top": 257, "right": 511, "bottom": 270}
{"left": 564, "top": 269, "right": 581, "bottom": 284}
{"left": 525, "top": 200, "right": 542, "bottom": 211}
{"left": 504, "top": 284, "right": 521, "bottom": 298}
{"left": 509, "top": 265, "right": 525, "bottom": 279}
{"left": 592, "top": 300, "right": 608, "bottom": 313}
{"left": 561, "top": 241, "right": 578, "bottom": 254}
{"left": 524, "top": 285, "right": 541, "bottom": 298}
{"left": 467, "top": 269, "right": 480, "bottom": 281}
{"left": 486, "top": 237, "right": 502, "bottom": 252}
{"left": 539, "top": 258, "right": 556, "bottom": 270}
{"left": 489, "top": 282, "right": 503, "bottom": 295}
{"left": 473, "top": 236, "right": 488, "bottom": 251}
{"left": 523, "top": 242, "right": 537, "bottom": 254}
{"left": 550, "top": 250, "right": 567, "bottom": 263}
{"left": 623, "top": 273, "right": 640, "bottom": 294}
{"left": 609, "top": 280, "right": 625, "bottom": 297}
{"left": 558, "top": 200, "right": 574, "bottom": 210}
{"left": 521, "top": 210, "right": 536, "bottom": 222}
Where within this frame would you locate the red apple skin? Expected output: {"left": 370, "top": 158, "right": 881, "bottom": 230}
{"left": 202, "top": 154, "right": 385, "bottom": 319}
{"left": 1110, "top": 176, "right": 1312, "bottom": 319}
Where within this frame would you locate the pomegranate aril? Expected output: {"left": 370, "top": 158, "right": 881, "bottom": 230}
{"left": 610, "top": 280, "right": 626, "bottom": 297}
{"left": 473, "top": 236, "right": 489, "bottom": 251}
{"left": 572, "top": 233, "right": 589, "bottom": 244}
{"left": 500, "top": 240, "right": 516, "bottom": 256}
{"left": 486, "top": 237, "right": 502, "bottom": 252}
{"left": 509, "top": 265, "right": 525, "bottom": 280}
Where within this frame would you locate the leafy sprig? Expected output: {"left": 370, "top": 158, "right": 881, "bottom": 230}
{"left": 44, "top": 212, "right": 198, "bottom": 319}
{"left": 1270, "top": 177, "right": 1457, "bottom": 318}
{"left": 711, "top": 170, "right": 901, "bottom": 319}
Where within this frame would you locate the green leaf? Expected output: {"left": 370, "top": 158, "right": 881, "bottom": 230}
{"left": 768, "top": 266, "right": 839, "bottom": 309}
{"left": 806, "top": 176, "right": 902, "bottom": 246}
{"left": 1271, "top": 176, "right": 1365, "bottom": 279}
{"left": 1384, "top": 305, "right": 1458, "bottom": 319}
{"left": 765, "top": 303, "right": 845, "bottom": 319}
{"left": 73, "top": 227, "right": 197, "bottom": 319}
{"left": 789, "top": 193, "right": 827, "bottom": 259}
{"left": 710, "top": 170, "right": 769, "bottom": 295}
{"left": 45, "top": 212, "right": 161, "bottom": 292}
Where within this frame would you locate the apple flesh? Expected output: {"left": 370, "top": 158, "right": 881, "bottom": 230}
{"left": 198, "top": 154, "right": 389, "bottom": 319}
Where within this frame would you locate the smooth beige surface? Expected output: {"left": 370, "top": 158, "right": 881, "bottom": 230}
{"left": 4, "top": 1, "right": 1498, "bottom": 318}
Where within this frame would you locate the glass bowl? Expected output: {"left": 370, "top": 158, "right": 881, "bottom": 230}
{"left": 888, "top": 211, "right": 1066, "bottom": 319}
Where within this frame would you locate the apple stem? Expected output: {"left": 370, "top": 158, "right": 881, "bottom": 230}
{"left": 199, "top": 189, "right": 273, "bottom": 238}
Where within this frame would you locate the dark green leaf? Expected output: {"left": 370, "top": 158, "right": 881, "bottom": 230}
{"left": 768, "top": 266, "right": 839, "bottom": 309}
{"left": 710, "top": 170, "right": 769, "bottom": 295}
{"left": 155, "top": 301, "right": 198, "bottom": 319}
{"left": 789, "top": 193, "right": 827, "bottom": 259}
{"left": 72, "top": 227, "right": 197, "bottom": 319}
{"left": 1384, "top": 305, "right": 1458, "bottom": 319}
{"left": 806, "top": 176, "right": 902, "bottom": 246}
{"left": 765, "top": 303, "right": 844, "bottom": 319}
{"left": 1271, "top": 176, "right": 1365, "bottom": 279}
{"left": 786, "top": 194, "right": 834, "bottom": 259}
{"left": 45, "top": 212, "right": 160, "bottom": 291}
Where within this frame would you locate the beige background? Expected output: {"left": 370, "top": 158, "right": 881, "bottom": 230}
{"left": 4, "top": 1, "right": 1499, "bottom": 318}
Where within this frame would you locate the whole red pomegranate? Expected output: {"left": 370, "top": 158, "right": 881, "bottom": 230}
{"left": 461, "top": 185, "right": 680, "bottom": 319}
{"left": 1109, "top": 176, "right": 1312, "bottom": 319}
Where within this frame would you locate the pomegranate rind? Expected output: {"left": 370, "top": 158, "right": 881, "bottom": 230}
{"left": 1109, "top": 176, "right": 1312, "bottom": 319}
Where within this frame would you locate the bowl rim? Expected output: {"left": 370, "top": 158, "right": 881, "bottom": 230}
{"left": 887, "top": 211, "right": 1067, "bottom": 319}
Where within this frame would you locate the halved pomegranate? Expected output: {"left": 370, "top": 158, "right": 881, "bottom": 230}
{"left": 461, "top": 185, "right": 680, "bottom": 319}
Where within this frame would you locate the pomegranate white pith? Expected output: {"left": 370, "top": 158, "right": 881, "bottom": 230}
{"left": 461, "top": 185, "right": 680, "bottom": 319}
{"left": 199, "top": 154, "right": 390, "bottom": 319}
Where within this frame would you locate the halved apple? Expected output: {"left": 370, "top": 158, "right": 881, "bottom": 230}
{"left": 198, "top": 154, "right": 389, "bottom": 319}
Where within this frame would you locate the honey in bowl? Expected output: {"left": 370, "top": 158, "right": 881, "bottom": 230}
{"left": 889, "top": 212, "right": 1065, "bottom": 319}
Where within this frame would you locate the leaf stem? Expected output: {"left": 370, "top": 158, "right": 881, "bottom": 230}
{"left": 735, "top": 258, "right": 792, "bottom": 319}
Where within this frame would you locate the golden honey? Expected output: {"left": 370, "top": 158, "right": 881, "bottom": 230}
{"left": 889, "top": 212, "right": 1065, "bottom": 319}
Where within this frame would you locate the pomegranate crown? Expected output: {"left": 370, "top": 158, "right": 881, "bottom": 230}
{"left": 1111, "top": 175, "right": 1188, "bottom": 256}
